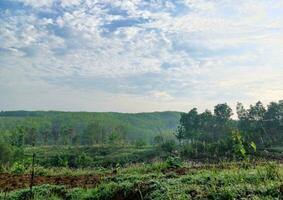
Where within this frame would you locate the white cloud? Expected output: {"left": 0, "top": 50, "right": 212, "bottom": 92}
{"left": 61, "top": 0, "right": 81, "bottom": 8}
{"left": 20, "top": 0, "right": 54, "bottom": 8}
{"left": 0, "top": 0, "right": 283, "bottom": 111}
{"left": 149, "top": 91, "right": 174, "bottom": 101}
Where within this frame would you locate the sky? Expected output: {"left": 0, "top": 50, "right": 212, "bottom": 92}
{"left": 0, "top": 0, "right": 283, "bottom": 113}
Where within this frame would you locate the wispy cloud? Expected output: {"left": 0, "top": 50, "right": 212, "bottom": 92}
{"left": 0, "top": 0, "right": 283, "bottom": 112}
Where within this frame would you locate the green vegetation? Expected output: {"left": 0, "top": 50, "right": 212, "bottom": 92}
{"left": 0, "top": 111, "right": 180, "bottom": 146}
{"left": 0, "top": 100, "right": 283, "bottom": 199}
{"left": 1, "top": 161, "right": 282, "bottom": 200}
{"left": 175, "top": 100, "right": 283, "bottom": 160}
{"left": 24, "top": 145, "right": 159, "bottom": 168}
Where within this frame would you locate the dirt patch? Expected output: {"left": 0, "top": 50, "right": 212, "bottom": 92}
{"left": 0, "top": 173, "right": 100, "bottom": 192}
{"left": 172, "top": 167, "right": 188, "bottom": 175}
{"left": 161, "top": 164, "right": 212, "bottom": 175}
{"left": 161, "top": 167, "right": 189, "bottom": 175}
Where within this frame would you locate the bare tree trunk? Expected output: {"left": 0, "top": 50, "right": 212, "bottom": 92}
{"left": 29, "top": 133, "right": 36, "bottom": 200}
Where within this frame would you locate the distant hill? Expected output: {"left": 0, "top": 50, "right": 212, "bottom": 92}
{"left": 0, "top": 111, "right": 182, "bottom": 142}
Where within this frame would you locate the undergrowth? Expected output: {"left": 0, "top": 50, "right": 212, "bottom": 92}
{"left": 1, "top": 161, "right": 282, "bottom": 200}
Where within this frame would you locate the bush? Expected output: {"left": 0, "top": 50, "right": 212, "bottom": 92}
{"left": 161, "top": 140, "right": 176, "bottom": 154}
{"left": 232, "top": 130, "right": 246, "bottom": 159}
{"left": 4, "top": 185, "right": 66, "bottom": 200}
{"left": 75, "top": 152, "right": 93, "bottom": 168}
{"left": 166, "top": 156, "right": 182, "bottom": 168}
{"left": 50, "top": 155, "right": 69, "bottom": 167}
{"left": 265, "top": 162, "right": 280, "bottom": 180}
{"left": 11, "top": 162, "right": 26, "bottom": 174}
{"left": 180, "top": 143, "right": 194, "bottom": 157}
{"left": 0, "top": 142, "right": 14, "bottom": 166}
{"left": 135, "top": 139, "right": 146, "bottom": 148}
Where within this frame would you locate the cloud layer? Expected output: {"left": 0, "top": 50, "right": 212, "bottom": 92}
{"left": 1, "top": 0, "right": 283, "bottom": 112}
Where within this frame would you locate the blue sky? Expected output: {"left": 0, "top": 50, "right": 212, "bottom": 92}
{"left": 1, "top": 0, "right": 283, "bottom": 112}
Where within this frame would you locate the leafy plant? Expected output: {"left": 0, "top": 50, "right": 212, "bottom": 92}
{"left": 11, "top": 162, "right": 26, "bottom": 174}
{"left": 232, "top": 130, "right": 246, "bottom": 159}
{"left": 166, "top": 156, "right": 182, "bottom": 168}
{"left": 135, "top": 139, "right": 146, "bottom": 148}
{"left": 250, "top": 141, "right": 257, "bottom": 152}
{"left": 75, "top": 152, "right": 93, "bottom": 168}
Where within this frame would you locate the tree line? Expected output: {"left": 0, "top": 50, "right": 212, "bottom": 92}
{"left": 173, "top": 100, "right": 282, "bottom": 159}
{"left": 0, "top": 100, "right": 282, "bottom": 149}
{"left": 1, "top": 122, "right": 129, "bottom": 147}
{"left": 0, "top": 111, "right": 179, "bottom": 147}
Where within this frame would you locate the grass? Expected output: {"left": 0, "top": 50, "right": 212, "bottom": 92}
{"left": 1, "top": 145, "right": 282, "bottom": 199}
{"left": 1, "top": 161, "right": 282, "bottom": 200}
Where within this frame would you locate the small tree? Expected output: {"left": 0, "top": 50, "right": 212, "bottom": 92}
{"left": 174, "top": 126, "right": 185, "bottom": 144}
{"left": 0, "top": 142, "right": 14, "bottom": 166}
{"left": 108, "top": 132, "right": 119, "bottom": 144}
{"left": 153, "top": 135, "right": 164, "bottom": 145}
{"left": 135, "top": 139, "right": 146, "bottom": 148}
{"left": 161, "top": 140, "right": 176, "bottom": 154}
{"left": 232, "top": 130, "right": 246, "bottom": 159}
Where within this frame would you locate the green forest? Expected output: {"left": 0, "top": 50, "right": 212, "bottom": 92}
{"left": 1, "top": 0, "right": 283, "bottom": 199}
{"left": 0, "top": 100, "right": 282, "bottom": 199}
{"left": 0, "top": 111, "right": 180, "bottom": 146}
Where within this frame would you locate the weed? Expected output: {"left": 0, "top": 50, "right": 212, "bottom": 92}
{"left": 166, "top": 156, "right": 183, "bottom": 168}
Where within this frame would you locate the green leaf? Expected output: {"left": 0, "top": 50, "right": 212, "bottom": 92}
{"left": 250, "top": 141, "right": 257, "bottom": 152}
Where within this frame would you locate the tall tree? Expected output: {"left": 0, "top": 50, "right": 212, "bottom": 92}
{"left": 83, "top": 122, "right": 105, "bottom": 145}
{"left": 247, "top": 101, "right": 267, "bottom": 144}
{"left": 214, "top": 103, "right": 233, "bottom": 139}
{"left": 51, "top": 120, "right": 61, "bottom": 145}
{"left": 179, "top": 108, "right": 200, "bottom": 141}
{"left": 236, "top": 102, "right": 250, "bottom": 137}
{"left": 264, "top": 101, "right": 283, "bottom": 144}
{"left": 198, "top": 110, "right": 215, "bottom": 141}
{"left": 214, "top": 103, "right": 233, "bottom": 125}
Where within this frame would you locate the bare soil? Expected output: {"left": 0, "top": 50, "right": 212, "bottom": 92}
{"left": 0, "top": 173, "right": 100, "bottom": 192}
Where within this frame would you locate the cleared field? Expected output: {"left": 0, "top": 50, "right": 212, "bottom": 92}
{"left": 0, "top": 173, "right": 101, "bottom": 192}
{"left": 1, "top": 161, "right": 282, "bottom": 200}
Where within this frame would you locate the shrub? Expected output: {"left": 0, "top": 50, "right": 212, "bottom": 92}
{"left": 180, "top": 143, "right": 194, "bottom": 157}
{"left": 265, "top": 162, "right": 280, "bottom": 180}
{"left": 4, "top": 185, "right": 66, "bottom": 200}
{"left": 50, "top": 155, "right": 69, "bottom": 167}
{"left": 166, "top": 156, "right": 182, "bottom": 168}
{"left": 161, "top": 140, "right": 176, "bottom": 154}
{"left": 0, "top": 142, "right": 14, "bottom": 165}
{"left": 232, "top": 130, "right": 246, "bottom": 159}
{"left": 135, "top": 139, "right": 146, "bottom": 148}
{"left": 75, "top": 152, "right": 93, "bottom": 168}
{"left": 153, "top": 135, "right": 164, "bottom": 145}
{"left": 11, "top": 162, "right": 26, "bottom": 174}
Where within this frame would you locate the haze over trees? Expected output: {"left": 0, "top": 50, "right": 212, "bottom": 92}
{"left": 0, "top": 100, "right": 282, "bottom": 200}
{"left": 176, "top": 100, "right": 283, "bottom": 146}
{"left": 0, "top": 111, "right": 180, "bottom": 146}
{"left": 0, "top": 100, "right": 282, "bottom": 150}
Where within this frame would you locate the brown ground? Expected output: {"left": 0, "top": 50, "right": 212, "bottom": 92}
{"left": 0, "top": 173, "right": 100, "bottom": 192}
{"left": 1, "top": 160, "right": 282, "bottom": 193}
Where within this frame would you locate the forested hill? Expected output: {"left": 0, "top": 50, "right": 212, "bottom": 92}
{"left": 0, "top": 111, "right": 181, "bottom": 144}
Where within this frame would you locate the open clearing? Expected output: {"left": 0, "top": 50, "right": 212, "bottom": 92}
{"left": 0, "top": 173, "right": 101, "bottom": 192}
{"left": 1, "top": 161, "right": 282, "bottom": 200}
